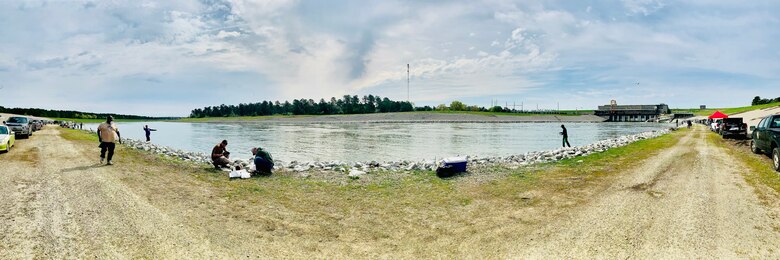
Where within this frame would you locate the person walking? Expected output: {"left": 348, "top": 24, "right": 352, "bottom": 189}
{"left": 143, "top": 125, "right": 157, "bottom": 142}
{"left": 561, "top": 124, "right": 571, "bottom": 147}
{"left": 97, "top": 116, "right": 121, "bottom": 165}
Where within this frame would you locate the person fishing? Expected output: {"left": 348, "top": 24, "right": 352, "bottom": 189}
{"left": 560, "top": 124, "right": 571, "bottom": 148}
{"left": 97, "top": 116, "right": 121, "bottom": 165}
{"left": 251, "top": 146, "right": 274, "bottom": 176}
{"left": 143, "top": 125, "right": 157, "bottom": 142}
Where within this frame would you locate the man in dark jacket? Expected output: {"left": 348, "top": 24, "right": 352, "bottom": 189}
{"left": 251, "top": 146, "right": 274, "bottom": 175}
{"left": 143, "top": 125, "right": 156, "bottom": 142}
{"left": 561, "top": 124, "right": 571, "bottom": 147}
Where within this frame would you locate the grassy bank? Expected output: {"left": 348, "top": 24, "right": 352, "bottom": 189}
{"left": 411, "top": 110, "right": 585, "bottom": 117}
{"left": 673, "top": 102, "right": 780, "bottom": 116}
{"left": 56, "top": 126, "right": 684, "bottom": 257}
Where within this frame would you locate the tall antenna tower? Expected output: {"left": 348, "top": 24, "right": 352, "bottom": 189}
{"left": 407, "top": 64, "right": 410, "bottom": 102}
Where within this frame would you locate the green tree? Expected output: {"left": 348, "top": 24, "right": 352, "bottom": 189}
{"left": 489, "top": 106, "right": 504, "bottom": 112}
{"left": 450, "top": 101, "right": 466, "bottom": 111}
{"left": 752, "top": 96, "right": 762, "bottom": 106}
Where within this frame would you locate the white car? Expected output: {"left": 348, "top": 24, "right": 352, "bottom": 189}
{"left": 0, "top": 125, "right": 15, "bottom": 153}
{"left": 710, "top": 119, "right": 723, "bottom": 132}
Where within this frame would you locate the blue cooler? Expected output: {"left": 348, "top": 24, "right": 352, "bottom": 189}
{"left": 442, "top": 157, "right": 468, "bottom": 172}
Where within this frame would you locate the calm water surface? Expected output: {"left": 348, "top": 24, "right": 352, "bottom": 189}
{"left": 85, "top": 122, "right": 670, "bottom": 162}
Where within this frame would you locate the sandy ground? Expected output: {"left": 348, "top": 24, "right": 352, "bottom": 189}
{"left": 732, "top": 105, "right": 780, "bottom": 130}
{"left": 201, "top": 112, "right": 607, "bottom": 123}
{"left": 0, "top": 126, "right": 778, "bottom": 258}
{"left": 514, "top": 127, "right": 780, "bottom": 258}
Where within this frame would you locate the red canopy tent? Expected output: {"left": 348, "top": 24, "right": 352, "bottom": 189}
{"left": 708, "top": 111, "right": 728, "bottom": 119}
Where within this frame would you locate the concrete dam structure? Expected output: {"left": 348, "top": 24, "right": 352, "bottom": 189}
{"left": 595, "top": 104, "right": 671, "bottom": 122}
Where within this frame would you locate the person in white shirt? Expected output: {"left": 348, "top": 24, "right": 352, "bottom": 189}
{"left": 97, "top": 116, "right": 121, "bottom": 165}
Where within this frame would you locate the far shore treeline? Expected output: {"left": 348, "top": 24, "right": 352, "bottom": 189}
{"left": 190, "top": 95, "right": 567, "bottom": 118}
{"left": 0, "top": 106, "right": 175, "bottom": 120}
{"left": 189, "top": 95, "right": 571, "bottom": 118}
{"left": 189, "top": 95, "right": 419, "bottom": 118}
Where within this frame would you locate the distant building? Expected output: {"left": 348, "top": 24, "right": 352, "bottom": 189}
{"left": 700, "top": 105, "right": 706, "bottom": 109}
{"left": 595, "top": 103, "right": 671, "bottom": 122}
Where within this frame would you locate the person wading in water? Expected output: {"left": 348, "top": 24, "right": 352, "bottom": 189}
{"left": 561, "top": 124, "right": 571, "bottom": 147}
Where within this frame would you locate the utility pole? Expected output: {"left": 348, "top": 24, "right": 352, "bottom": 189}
{"left": 407, "top": 64, "right": 410, "bottom": 102}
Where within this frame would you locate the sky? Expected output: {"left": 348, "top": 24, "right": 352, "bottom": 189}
{"left": 1, "top": 0, "right": 779, "bottom": 116}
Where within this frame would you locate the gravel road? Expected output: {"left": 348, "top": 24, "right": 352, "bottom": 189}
{"left": 0, "top": 127, "right": 224, "bottom": 258}
{"left": 515, "top": 127, "right": 780, "bottom": 258}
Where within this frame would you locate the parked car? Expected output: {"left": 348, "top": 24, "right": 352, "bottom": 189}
{"left": 30, "top": 120, "right": 43, "bottom": 131}
{"left": 750, "top": 114, "right": 780, "bottom": 172}
{"left": 719, "top": 117, "right": 748, "bottom": 139}
{"left": 0, "top": 125, "right": 14, "bottom": 153}
{"left": 710, "top": 119, "right": 723, "bottom": 132}
{"left": 4, "top": 116, "right": 32, "bottom": 138}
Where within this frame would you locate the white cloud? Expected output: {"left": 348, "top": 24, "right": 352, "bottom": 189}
{"left": 216, "top": 30, "right": 240, "bottom": 39}
{"left": 622, "top": 0, "right": 666, "bottom": 16}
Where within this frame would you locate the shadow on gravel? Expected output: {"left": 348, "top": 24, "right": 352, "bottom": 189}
{"left": 60, "top": 163, "right": 109, "bottom": 173}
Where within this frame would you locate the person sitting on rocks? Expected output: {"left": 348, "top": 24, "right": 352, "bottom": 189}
{"left": 211, "top": 140, "right": 231, "bottom": 169}
{"left": 251, "top": 146, "right": 274, "bottom": 176}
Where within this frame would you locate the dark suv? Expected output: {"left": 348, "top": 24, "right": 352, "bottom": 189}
{"left": 750, "top": 115, "right": 780, "bottom": 172}
{"left": 719, "top": 117, "right": 747, "bottom": 139}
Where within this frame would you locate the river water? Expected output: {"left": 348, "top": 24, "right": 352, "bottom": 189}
{"left": 84, "top": 122, "right": 670, "bottom": 163}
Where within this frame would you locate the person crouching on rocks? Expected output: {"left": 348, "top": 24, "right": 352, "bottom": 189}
{"left": 251, "top": 146, "right": 274, "bottom": 176}
{"left": 211, "top": 140, "right": 231, "bottom": 169}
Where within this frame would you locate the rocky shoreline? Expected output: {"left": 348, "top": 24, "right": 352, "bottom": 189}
{"left": 89, "top": 127, "right": 676, "bottom": 178}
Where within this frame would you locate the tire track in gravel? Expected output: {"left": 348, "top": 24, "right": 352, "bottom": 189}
{"left": 514, "top": 127, "right": 780, "bottom": 258}
{"left": 0, "top": 127, "right": 221, "bottom": 258}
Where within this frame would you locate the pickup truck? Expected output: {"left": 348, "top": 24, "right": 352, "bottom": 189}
{"left": 4, "top": 116, "right": 32, "bottom": 139}
{"left": 719, "top": 117, "right": 748, "bottom": 139}
{"left": 750, "top": 114, "right": 780, "bottom": 172}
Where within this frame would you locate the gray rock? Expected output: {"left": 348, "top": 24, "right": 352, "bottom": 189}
{"left": 348, "top": 169, "right": 366, "bottom": 179}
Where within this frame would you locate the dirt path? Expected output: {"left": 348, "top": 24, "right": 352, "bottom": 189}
{"left": 515, "top": 126, "right": 780, "bottom": 258}
{"left": 0, "top": 127, "right": 223, "bottom": 258}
